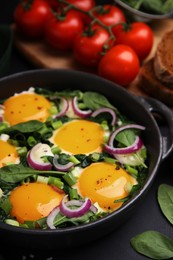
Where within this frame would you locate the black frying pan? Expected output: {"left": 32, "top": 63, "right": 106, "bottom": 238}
{"left": 0, "top": 69, "right": 173, "bottom": 250}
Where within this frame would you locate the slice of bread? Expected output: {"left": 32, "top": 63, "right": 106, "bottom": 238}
{"left": 139, "top": 58, "right": 173, "bottom": 106}
{"left": 154, "top": 30, "right": 173, "bottom": 88}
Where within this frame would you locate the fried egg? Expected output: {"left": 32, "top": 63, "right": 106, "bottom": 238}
{"left": 3, "top": 92, "right": 51, "bottom": 126}
{"left": 0, "top": 139, "right": 19, "bottom": 168}
{"left": 74, "top": 162, "right": 137, "bottom": 212}
{"left": 50, "top": 119, "right": 105, "bottom": 155}
{"left": 10, "top": 183, "right": 65, "bottom": 223}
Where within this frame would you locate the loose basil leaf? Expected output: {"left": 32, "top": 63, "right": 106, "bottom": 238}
{"left": 158, "top": 184, "right": 173, "bottom": 225}
{"left": 131, "top": 230, "right": 173, "bottom": 259}
{"left": 83, "top": 91, "right": 116, "bottom": 110}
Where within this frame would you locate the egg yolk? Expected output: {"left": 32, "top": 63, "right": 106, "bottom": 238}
{"left": 3, "top": 93, "right": 51, "bottom": 126}
{"left": 0, "top": 140, "right": 19, "bottom": 168}
{"left": 78, "top": 162, "right": 137, "bottom": 211}
{"left": 52, "top": 120, "right": 104, "bottom": 154}
{"left": 10, "top": 183, "right": 65, "bottom": 223}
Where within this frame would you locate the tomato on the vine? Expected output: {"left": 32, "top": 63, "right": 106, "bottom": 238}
{"left": 98, "top": 44, "right": 140, "bottom": 86}
{"left": 112, "top": 22, "right": 154, "bottom": 61}
{"left": 45, "top": 0, "right": 59, "bottom": 9}
{"left": 60, "top": 0, "right": 96, "bottom": 25}
{"left": 45, "top": 10, "right": 84, "bottom": 51}
{"left": 73, "top": 25, "right": 113, "bottom": 68}
{"left": 65, "top": 0, "right": 95, "bottom": 11}
{"left": 14, "top": 0, "right": 52, "bottom": 39}
{"left": 93, "top": 4, "right": 126, "bottom": 26}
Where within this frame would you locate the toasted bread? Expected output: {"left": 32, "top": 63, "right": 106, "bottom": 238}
{"left": 139, "top": 58, "right": 173, "bottom": 106}
{"left": 154, "top": 30, "right": 173, "bottom": 88}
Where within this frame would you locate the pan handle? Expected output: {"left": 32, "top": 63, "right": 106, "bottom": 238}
{"left": 137, "top": 96, "right": 173, "bottom": 160}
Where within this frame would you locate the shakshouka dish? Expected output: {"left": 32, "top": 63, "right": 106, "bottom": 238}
{"left": 0, "top": 87, "right": 147, "bottom": 229}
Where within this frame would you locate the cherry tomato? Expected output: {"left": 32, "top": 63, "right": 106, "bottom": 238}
{"left": 73, "top": 25, "right": 113, "bottom": 67}
{"left": 93, "top": 4, "right": 126, "bottom": 26}
{"left": 59, "top": 0, "right": 96, "bottom": 25}
{"left": 14, "top": 0, "right": 52, "bottom": 39}
{"left": 45, "top": 10, "right": 84, "bottom": 51}
{"left": 98, "top": 44, "right": 140, "bottom": 86}
{"left": 66, "top": 0, "right": 95, "bottom": 11}
{"left": 45, "top": 0, "right": 59, "bottom": 9}
{"left": 112, "top": 22, "right": 154, "bottom": 61}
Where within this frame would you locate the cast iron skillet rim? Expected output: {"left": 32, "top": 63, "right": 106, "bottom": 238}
{"left": 0, "top": 69, "right": 162, "bottom": 234}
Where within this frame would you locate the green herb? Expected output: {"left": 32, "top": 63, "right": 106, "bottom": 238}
{"left": 53, "top": 210, "right": 97, "bottom": 228}
{"left": 130, "top": 184, "right": 173, "bottom": 259}
{"left": 158, "top": 184, "right": 173, "bottom": 225}
{"left": 83, "top": 91, "right": 116, "bottom": 110}
{"left": 0, "top": 197, "right": 12, "bottom": 215}
{"left": 115, "top": 128, "right": 136, "bottom": 147}
{"left": 131, "top": 231, "right": 173, "bottom": 259}
{"left": 1, "top": 120, "right": 44, "bottom": 134}
{"left": 121, "top": 0, "right": 173, "bottom": 14}
{"left": 0, "top": 164, "right": 65, "bottom": 184}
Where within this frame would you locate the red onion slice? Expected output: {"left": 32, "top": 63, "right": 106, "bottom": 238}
{"left": 53, "top": 97, "right": 69, "bottom": 118}
{"left": 91, "top": 107, "right": 116, "bottom": 126}
{"left": 72, "top": 96, "right": 92, "bottom": 118}
{"left": 27, "top": 143, "right": 53, "bottom": 170}
{"left": 53, "top": 154, "right": 74, "bottom": 172}
{"left": 47, "top": 206, "right": 60, "bottom": 229}
{"left": 104, "top": 136, "right": 143, "bottom": 155}
{"left": 59, "top": 195, "right": 92, "bottom": 218}
{"left": 104, "top": 124, "right": 145, "bottom": 155}
{"left": 65, "top": 199, "right": 98, "bottom": 214}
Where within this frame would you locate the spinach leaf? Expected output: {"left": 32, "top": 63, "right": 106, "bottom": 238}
{"left": 1, "top": 120, "right": 44, "bottom": 134}
{"left": 121, "top": 0, "right": 173, "bottom": 14}
{"left": 115, "top": 129, "right": 136, "bottom": 147}
{"left": 0, "top": 165, "right": 35, "bottom": 183}
{"left": 0, "top": 197, "right": 12, "bottom": 215}
{"left": 35, "top": 87, "right": 82, "bottom": 98}
{"left": 142, "top": 0, "right": 164, "bottom": 14}
{"left": 143, "top": 0, "right": 173, "bottom": 14}
{"left": 0, "top": 164, "right": 65, "bottom": 183}
{"left": 158, "top": 184, "right": 173, "bottom": 225}
{"left": 131, "top": 230, "right": 173, "bottom": 259}
{"left": 53, "top": 210, "right": 95, "bottom": 227}
{"left": 122, "top": 0, "right": 143, "bottom": 9}
{"left": 83, "top": 92, "right": 116, "bottom": 110}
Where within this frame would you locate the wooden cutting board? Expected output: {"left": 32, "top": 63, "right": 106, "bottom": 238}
{"left": 13, "top": 19, "right": 173, "bottom": 109}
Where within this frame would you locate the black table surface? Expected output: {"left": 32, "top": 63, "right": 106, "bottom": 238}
{"left": 1, "top": 1, "right": 173, "bottom": 260}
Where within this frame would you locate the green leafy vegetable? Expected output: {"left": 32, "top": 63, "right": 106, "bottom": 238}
{"left": 53, "top": 210, "right": 97, "bottom": 227}
{"left": 0, "top": 120, "right": 44, "bottom": 134}
{"left": 0, "top": 164, "right": 65, "bottom": 184}
{"left": 131, "top": 183, "right": 173, "bottom": 259}
{"left": 158, "top": 184, "right": 173, "bottom": 225}
{"left": 115, "top": 129, "right": 136, "bottom": 147}
{"left": 121, "top": 0, "right": 173, "bottom": 14}
{"left": 131, "top": 231, "right": 173, "bottom": 259}
{"left": 83, "top": 91, "right": 116, "bottom": 110}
